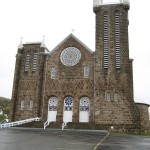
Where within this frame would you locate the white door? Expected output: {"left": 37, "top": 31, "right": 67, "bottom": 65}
{"left": 79, "top": 97, "right": 90, "bottom": 122}
{"left": 47, "top": 97, "right": 58, "bottom": 122}
{"left": 63, "top": 97, "right": 73, "bottom": 122}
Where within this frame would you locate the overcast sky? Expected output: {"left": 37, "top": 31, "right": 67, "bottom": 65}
{"left": 0, "top": 0, "right": 150, "bottom": 106}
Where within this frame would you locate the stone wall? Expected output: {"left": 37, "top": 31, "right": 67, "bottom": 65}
{"left": 136, "top": 103, "right": 150, "bottom": 132}
{"left": 94, "top": 4, "right": 140, "bottom": 131}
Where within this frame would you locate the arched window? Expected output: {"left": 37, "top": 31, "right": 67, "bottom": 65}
{"left": 29, "top": 100, "right": 33, "bottom": 110}
{"left": 80, "top": 97, "right": 90, "bottom": 111}
{"left": 84, "top": 66, "right": 89, "bottom": 78}
{"left": 51, "top": 66, "right": 56, "bottom": 79}
{"left": 106, "top": 92, "right": 111, "bottom": 101}
{"left": 49, "top": 97, "right": 58, "bottom": 111}
{"left": 64, "top": 97, "right": 73, "bottom": 111}
{"left": 21, "top": 100, "right": 25, "bottom": 110}
{"left": 79, "top": 97, "right": 90, "bottom": 122}
{"left": 114, "top": 92, "right": 119, "bottom": 101}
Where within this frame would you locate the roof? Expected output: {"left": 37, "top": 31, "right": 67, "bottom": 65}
{"left": 49, "top": 33, "right": 93, "bottom": 55}
{"left": 136, "top": 102, "right": 150, "bottom": 107}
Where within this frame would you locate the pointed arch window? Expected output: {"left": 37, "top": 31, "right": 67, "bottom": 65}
{"left": 51, "top": 66, "right": 56, "bottom": 79}
{"left": 24, "top": 52, "right": 30, "bottom": 71}
{"left": 84, "top": 66, "right": 89, "bottom": 78}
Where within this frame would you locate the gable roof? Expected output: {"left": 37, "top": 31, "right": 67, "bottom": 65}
{"left": 49, "top": 33, "right": 93, "bottom": 55}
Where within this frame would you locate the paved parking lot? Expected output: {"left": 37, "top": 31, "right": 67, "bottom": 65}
{"left": 98, "top": 133, "right": 150, "bottom": 150}
{"left": 0, "top": 128, "right": 150, "bottom": 150}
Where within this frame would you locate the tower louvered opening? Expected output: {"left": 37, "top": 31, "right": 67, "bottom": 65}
{"left": 115, "top": 12, "right": 121, "bottom": 69}
{"left": 24, "top": 52, "right": 30, "bottom": 71}
{"left": 104, "top": 13, "right": 109, "bottom": 69}
{"left": 32, "top": 52, "right": 38, "bottom": 71}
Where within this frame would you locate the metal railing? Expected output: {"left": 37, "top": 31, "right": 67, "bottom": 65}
{"left": 0, "top": 117, "right": 40, "bottom": 129}
{"left": 62, "top": 122, "right": 68, "bottom": 130}
{"left": 44, "top": 120, "right": 50, "bottom": 129}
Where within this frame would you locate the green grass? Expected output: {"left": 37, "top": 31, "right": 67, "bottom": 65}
{"left": 110, "top": 131, "right": 150, "bottom": 137}
{"left": 0, "top": 115, "right": 5, "bottom": 122}
{"left": 138, "top": 133, "right": 150, "bottom": 136}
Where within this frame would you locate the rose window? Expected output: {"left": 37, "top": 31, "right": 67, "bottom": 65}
{"left": 60, "top": 47, "right": 81, "bottom": 66}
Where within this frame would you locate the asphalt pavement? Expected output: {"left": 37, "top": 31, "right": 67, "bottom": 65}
{"left": 0, "top": 128, "right": 150, "bottom": 150}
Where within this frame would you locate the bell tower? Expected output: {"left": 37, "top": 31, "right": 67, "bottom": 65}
{"left": 93, "top": 0, "right": 140, "bottom": 131}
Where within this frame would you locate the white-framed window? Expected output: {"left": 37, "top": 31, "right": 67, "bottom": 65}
{"left": 32, "top": 52, "right": 38, "bottom": 71}
{"left": 51, "top": 66, "right": 56, "bottom": 79}
{"left": 84, "top": 66, "right": 89, "bottom": 78}
{"left": 25, "top": 52, "right": 30, "bottom": 71}
{"left": 21, "top": 100, "right": 25, "bottom": 110}
{"left": 29, "top": 100, "right": 33, "bottom": 110}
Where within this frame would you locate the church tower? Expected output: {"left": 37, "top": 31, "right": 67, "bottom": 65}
{"left": 10, "top": 39, "right": 47, "bottom": 121}
{"left": 93, "top": 0, "right": 140, "bottom": 131}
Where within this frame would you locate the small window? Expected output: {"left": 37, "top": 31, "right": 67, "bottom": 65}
{"left": 114, "top": 92, "right": 119, "bottom": 101}
{"left": 51, "top": 66, "right": 56, "bottom": 79}
{"left": 32, "top": 52, "right": 38, "bottom": 71}
{"left": 29, "top": 100, "right": 33, "bottom": 110}
{"left": 84, "top": 66, "right": 89, "bottom": 78}
{"left": 25, "top": 52, "right": 30, "bottom": 71}
{"left": 106, "top": 92, "right": 111, "bottom": 101}
{"left": 21, "top": 100, "right": 25, "bottom": 110}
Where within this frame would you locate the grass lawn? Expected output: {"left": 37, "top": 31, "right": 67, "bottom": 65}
{"left": 0, "top": 115, "right": 5, "bottom": 122}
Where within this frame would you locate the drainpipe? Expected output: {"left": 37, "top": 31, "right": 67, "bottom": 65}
{"left": 93, "top": 54, "right": 96, "bottom": 122}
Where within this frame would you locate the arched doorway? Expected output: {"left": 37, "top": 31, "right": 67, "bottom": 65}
{"left": 79, "top": 97, "right": 90, "bottom": 122}
{"left": 47, "top": 97, "right": 58, "bottom": 122}
{"left": 63, "top": 96, "right": 73, "bottom": 122}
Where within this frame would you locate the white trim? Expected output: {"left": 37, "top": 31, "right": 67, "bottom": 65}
{"left": 49, "top": 34, "right": 93, "bottom": 55}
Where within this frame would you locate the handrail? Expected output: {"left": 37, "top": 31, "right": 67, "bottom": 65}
{"left": 0, "top": 117, "right": 40, "bottom": 129}
{"left": 44, "top": 120, "right": 50, "bottom": 129}
{"left": 62, "top": 122, "right": 68, "bottom": 130}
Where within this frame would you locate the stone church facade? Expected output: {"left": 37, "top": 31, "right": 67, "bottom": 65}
{"left": 10, "top": 1, "right": 149, "bottom": 132}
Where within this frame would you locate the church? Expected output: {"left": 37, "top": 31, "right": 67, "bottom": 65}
{"left": 10, "top": 0, "right": 150, "bottom": 132}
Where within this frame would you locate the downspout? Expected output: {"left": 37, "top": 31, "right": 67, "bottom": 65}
{"left": 93, "top": 53, "right": 96, "bottom": 122}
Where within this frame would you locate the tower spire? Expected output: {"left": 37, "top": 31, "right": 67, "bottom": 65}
{"left": 41, "top": 36, "right": 46, "bottom": 48}
{"left": 18, "top": 37, "right": 23, "bottom": 49}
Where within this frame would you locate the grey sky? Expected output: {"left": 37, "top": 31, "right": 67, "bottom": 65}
{"left": 0, "top": 0, "right": 150, "bottom": 107}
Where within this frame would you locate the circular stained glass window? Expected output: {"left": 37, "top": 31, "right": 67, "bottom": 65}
{"left": 80, "top": 97, "right": 89, "bottom": 107}
{"left": 60, "top": 47, "right": 81, "bottom": 66}
{"left": 64, "top": 97, "right": 73, "bottom": 107}
{"left": 49, "top": 97, "right": 58, "bottom": 106}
